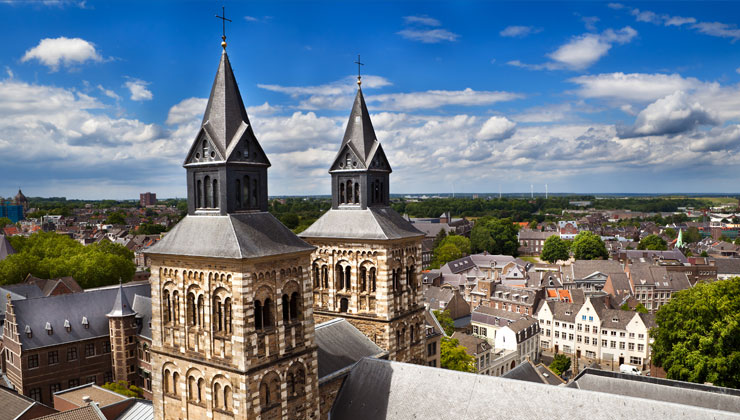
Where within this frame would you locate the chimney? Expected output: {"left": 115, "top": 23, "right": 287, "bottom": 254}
{"left": 82, "top": 396, "right": 92, "bottom": 404}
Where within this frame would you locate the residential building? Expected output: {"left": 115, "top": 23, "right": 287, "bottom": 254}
{"left": 424, "top": 286, "right": 470, "bottom": 321}
{"left": 1, "top": 234, "right": 16, "bottom": 262}
{"left": 451, "top": 332, "right": 494, "bottom": 375}
{"left": 716, "top": 258, "right": 740, "bottom": 280}
{"left": 139, "top": 193, "right": 157, "bottom": 207}
{"left": 517, "top": 230, "right": 557, "bottom": 255}
{"left": 424, "top": 309, "right": 443, "bottom": 368}
{"left": 559, "top": 221, "right": 578, "bottom": 240}
{"left": 626, "top": 262, "right": 692, "bottom": 313}
{"left": 493, "top": 317, "right": 540, "bottom": 364}
{"left": 563, "top": 260, "right": 625, "bottom": 295}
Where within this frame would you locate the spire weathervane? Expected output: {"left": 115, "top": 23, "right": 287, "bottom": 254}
{"left": 354, "top": 54, "right": 364, "bottom": 86}
{"left": 215, "top": 6, "right": 232, "bottom": 49}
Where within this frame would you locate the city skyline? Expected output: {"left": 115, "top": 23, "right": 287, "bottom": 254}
{"left": 2, "top": 1, "right": 740, "bottom": 199}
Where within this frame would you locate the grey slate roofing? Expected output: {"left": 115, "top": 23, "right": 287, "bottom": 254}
{"left": 330, "top": 88, "right": 387, "bottom": 171}
{"left": 623, "top": 249, "right": 688, "bottom": 264}
{"left": 569, "top": 368, "right": 740, "bottom": 414}
{"left": 569, "top": 259, "right": 624, "bottom": 280}
{"left": 298, "top": 207, "right": 423, "bottom": 241}
{"left": 11, "top": 282, "right": 150, "bottom": 350}
{"left": 132, "top": 295, "right": 152, "bottom": 340}
{"left": 607, "top": 272, "right": 632, "bottom": 296}
{"left": 536, "top": 364, "right": 566, "bottom": 385}
{"left": 0, "top": 284, "right": 44, "bottom": 323}
{"left": 629, "top": 262, "right": 691, "bottom": 291}
{"left": 117, "top": 399, "right": 153, "bottom": 420}
{"left": 107, "top": 282, "right": 136, "bottom": 317}
{"left": 409, "top": 221, "right": 450, "bottom": 238}
{"left": 423, "top": 286, "right": 454, "bottom": 311}
{"left": 541, "top": 301, "right": 580, "bottom": 323}
{"left": 0, "top": 384, "right": 51, "bottom": 420}
{"left": 715, "top": 258, "right": 740, "bottom": 275}
{"left": 147, "top": 213, "right": 314, "bottom": 259}
{"left": 471, "top": 305, "right": 520, "bottom": 326}
{"left": 315, "top": 318, "right": 386, "bottom": 380}
{"left": 34, "top": 405, "right": 106, "bottom": 420}
{"left": 503, "top": 360, "right": 563, "bottom": 385}
{"left": 0, "top": 234, "right": 15, "bottom": 261}
{"left": 330, "top": 358, "right": 740, "bottom": 420}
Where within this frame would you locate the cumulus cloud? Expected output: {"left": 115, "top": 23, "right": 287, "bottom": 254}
{"left": 547, "top": 27, "right": 637, "bottom": 70}
{"left": 259, "top": 75, "right": 391, "bottom": 98}
{"left": 500, "top": 26, "right": 542, "bottom": 37}
{"left": 617, "top": 91, "right": 719, "bottom": 138}
{"left": 689, "top": 125, "right": 740, "bottom": 152}
{"left": 569, "top": 72, "right": 704, "bottom": 102}
{"left": 612, "top": 4, "right": 740, "bottom": 40}
{"left": 397, "top": 15, "right": 459, "bottom": 43}
{"left": 21, "top": 37, "right": 102, "bottom": 71}
{"left": 124, "top": 78, "right": 153, "bottom": 101}
{"left": 166, "top": 97, "right": 207, "bottom": 125}
{"left": 477, "top": 116, "right": 516, "bottom": 141}
{"left": 97, "top": 85, "right": 120, "bottom": 101}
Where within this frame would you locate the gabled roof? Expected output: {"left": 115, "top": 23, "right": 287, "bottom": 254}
{"left": 34, "top": 405, "right": 106, "bottom": 420}
{"left": 0, "top": 234, "right": 15, "bottom": 261}
{"left": 132, "top": 295, "right": 152, "bottom": 340}
{"left": 503, "top": 360, "right": 564, "bottom": 385}
{"left": 329, "top": 88, "right": 389, "bottom": 173}
{"left": 0, "top": 384, "right": 56, "bottom": 420}
{"left": 715, "top": 258, "right": 740, "bottom": 275}
{"left": 315, "top": 318, "right": 386, "bottom": 380}
{"left": 569, "top": 260, "right": 624, "bottom": 281}
{"left": 299, "top": 207, "right": 423, "bottom": 241}
{"left": 148, "top": 213, "right": 314, "bottom": 259}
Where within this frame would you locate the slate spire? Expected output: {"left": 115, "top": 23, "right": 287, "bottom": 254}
{"left": 107, "top": 281, "right": 135, "bottom": 318}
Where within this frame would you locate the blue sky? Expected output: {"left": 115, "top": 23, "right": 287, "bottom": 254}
{"left": 2, "top": 0, "right": 740, "bottom": 199}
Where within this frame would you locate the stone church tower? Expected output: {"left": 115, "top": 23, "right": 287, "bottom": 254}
{"left": 299, "top": 78, "right": 426, "bottom": 364}
{"left": 146, "top": 40, "right": 320, "bottom": 420}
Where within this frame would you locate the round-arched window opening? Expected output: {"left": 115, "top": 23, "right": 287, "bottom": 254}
{"left": 195, "top": 153, "right": 200, "bottom": 159}
{"left": 339, "top": 162, "right": 344, "bottom": 168}
{"left": 353, "top": 161, "right": 358, "bottom": 167}
{"left": 210, "top": 151, "right": 216, "bottom": 158}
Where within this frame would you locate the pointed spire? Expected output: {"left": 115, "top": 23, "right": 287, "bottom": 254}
{"left": 335, "top": 89, "right": 381, "bottom": 167}
{"left": 107, "top": 280, "right": 135, "bottom": 318}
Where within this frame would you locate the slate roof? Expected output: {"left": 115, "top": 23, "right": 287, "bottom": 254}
{"left": 0, "top": 234, "right": 15, "bottom": 261}
{"left": 607, "top": 272, "right": 633, "bottom": 297}
{"left": 715, "top": 258, "right": 740, "bottom": 275}
{"left": 107, "top": 282, "right": 136, "bottom": 317}
{"left": 0, "top": 283, "right": 44, "bottom": 322}
{"left": 541, "top": 301, "right": 580, "bottom": 323}
{"left": 410, "top": 222, "right": 450, "bottom": 238}
{"left": 471, "top": 306, "right": 520, "bottom": 326}
{"left": 315, "top": 318, "right": 386, "bottom": 380}
{"left": 26, "top": 275, "right": 84, "bottom": 294}
{"left": 503, "top": 360, "right": 563, "bottom": 385}
{"left": 536, "top": 363, "right": 567, "bottom": 385}
{"left": 451, "top": 332, "right": 490, "bottom": 356}
{"left": 132, "top": 295, "right": 152, "bottom": 340}
{"left": 423, "top": 286, "right": 454, "bottom": 311}
{"left": 330, "top": 358, "right": 740, "bottom": 420}
{"left": 0, "top": 384, "right": 54, "bottom": 420}
{"left": 299, "top": 207, "right": 423, "bottom": 241}
{"left": 147, "top": 213, "right": 314, "bottom": 259}
{"left": 623, "top": 249, "right": 688, "bottom": 264}
{"left": 11, "top": 282, "right": 150, "bottom": 350}
{"left": 330, "top": 88, "right": 387, "bottom": 171}
{"left": 629, "top": 262, "right": 691, "bottom": 291}
{"left": 118, "top": 399, "right": 153, "bottom": 420}
{"left": 569, "top": 369, "right": 740, "bottom": 414}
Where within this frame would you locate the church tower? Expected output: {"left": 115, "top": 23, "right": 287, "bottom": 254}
{"left": 146, "top": 37, "right": 320, "bottom": 420}
{"left": 299, "top": 74, "right": 426, "bottom": 364}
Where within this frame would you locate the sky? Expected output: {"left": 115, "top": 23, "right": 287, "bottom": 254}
{"left": 2, "top": 0, "right": 740, "bottom": 199}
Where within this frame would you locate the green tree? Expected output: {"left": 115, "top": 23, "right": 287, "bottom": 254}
{"left": 684, "top": 227, "right": 702, "bottom": 244}
{"left": 664, "top": 228, "right": 677, "bottom": 240}
{"left": 440, "top": 337, "right": 476, "bottom": 373}
{"left": 541, "top": 235, "right": 570, "bottom": 263}
{"left": 700, "top": 251, "right": 709, "bottom": 257}
{"left": 470, "top": 217, "right": 519, "bottom": 256}
{"left": 634, "top": 303, "right": 649, "bottom": 314}
{"left": 440, "top": 235, "right": 471, "bottom": 256}
{"left": 651, "top": 277, "right": 740, "bottom": 388}
{"left": 431, "top": 243, "right": 462, "bottom": 269}
{"left": 734, "top": 237, "right": 740, "bottom": 246}
{"left": 136, "top": 223, "right": 167, "bottom": 235}
{"left": 433, "top": 309, "right": 455, "bottom": 336}
{"left": 0, "top": 217, "right": 12, "bottom": 228}
{"left": 719, "top": 234, "right": 733, "bottom": 243}
{"left": 549, "top": 354, "right": 571, "bottom": 376}
{"left": 432, "top": 228, "right": 448, "bottom": 250}
{"left": 102, "top": 381, "right": 143, "bottom": 398}
{"left": 279, "top": 214, "right": 300, "bottom": 230}
{"left": 571, "top": 231, "right": 608, "bottom": 260}
{"left": 620, "top": 302, "right": 631, "bottom": 311}
{"left": 106, "top": 211, "right": 126, "bottom": 225}
{"left": 638, "top": 234, "right": 668, "bottom": 251}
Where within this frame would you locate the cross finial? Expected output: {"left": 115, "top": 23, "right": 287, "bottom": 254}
{"left": 215, "top": 6, "right": 232, "bottom": 49}
{"left": 354, "top": 54, "right": 364, "bottom": 86}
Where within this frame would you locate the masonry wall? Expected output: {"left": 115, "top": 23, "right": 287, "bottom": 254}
{"left": 318, "top": 376, "right": 345, "bottom": 420}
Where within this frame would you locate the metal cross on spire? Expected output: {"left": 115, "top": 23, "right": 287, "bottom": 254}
{"left": 215, "top": 6, "right": 232, "bottom": 49}
{"left": 354, "top": 54, "right": 364, "bottom": 86}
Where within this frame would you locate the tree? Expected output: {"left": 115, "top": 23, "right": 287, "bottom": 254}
{"left": 105, "top": 211, "right": 126, "bottom": 225}
{"left": 432, "top": 229, "right": 448, "bottom": 250}
{"left": 441, "top": 235, "right": 471, "bottom": 256}
{"left": 102, "top": 381, "right": 143, "bottom": 398}
{"left": 440, "top": 337, "right": 476, "bottom": 373}
{"left": 683, "top": 227, "right": 702, "bottom": 244}
{"left": 571, "top": 231, "right": 608, "bottom": 260}
{"left": 541, "top": 235, "right": 570, "bottom": 263}
{"left": 735, "top": 237, "right": 740, "bottom": 246}
{"left": 136, "top": 223, "right": 167, "bottom": 235}
{"left": 634, "top": 303, "right": 649, "bottom": 314}
{"left": 638, "top": 234, "right": 668, "bottom": 251}
{"left": 700, "top": 251, "right": 709, "bottom": 257}
{"left": 651, "top": 277, "right": 740, "bottom": 388}
{"left": 470, "top": 217, "right": 519, "bottom": 256}
{"left": 664, "top": 228, "right": 677, "bottom": 240}
{"left": 433, "top": 309, "right": 455, "bottom": 336}
{"left": 431, "top": 243, "right": 462, "bottom": 269}
{"left": 279, "top": 214, "right": 300, "bottom": 230}
{"left": 549, "top": 354, "right": 571, "bottom": 376}
{"left": 620, "top": 302, "right": 631, "bottom": 311}
{"left": 0, "top": 217, "right": 12, "bottom": 228}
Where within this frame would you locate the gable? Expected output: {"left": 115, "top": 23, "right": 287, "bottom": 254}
{"left": 367, "top": 144, "right": 391, "bottom": 172}
{"left": 223, "top": 123, "right": 270, "bottom": 166}
{"left": 330, "top": 144, "right": 364, "bottom": 171}
{"left": 184, "top": 127, "right": 224, "bottom": 165}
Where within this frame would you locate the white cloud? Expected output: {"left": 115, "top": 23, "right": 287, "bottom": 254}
{"left": 97, "top": 85, "right": 120, "bottom": 101}
{"left": 692, "top": 22, "right": 740, "bottom": 41}
{"left": 569, "top": 72, "right": 704, "bottom": 102}
{"left": 124, "top": 79, "right": 153, "bottom": 101}
{"left": 617, "top": 91, "right": 719, "bottom": 138}
{"left": 477, "top": 116, "right": 516, "bottom": 141}
{"left": 21, "top": 37, "right": 102, "bottom": 71}
{"left": 665, "top": 16, "right": 696, "bottom": 27}
{"left": 259, "top": 75, "right": 391, "bottom": 98}
{"left": 581, "top": 16, "right": 600, "bottom": 31}
{"left": 500, "top": 26, "right": 542, "bottom": 37}
{"left": 244, "top": 15, "right": 258, "bottom": 22}
{"left": 548, "top": 27, "right": 636, "bottom": 70}
{"left": 397, "top": 28, "right": 459, "bottom": 43}
{"left": 403, "top": 16, "right": 441, "bottom": 27}
{"left": 368, "top": 88, "right": 522, "bottom": 111}
{"left": 689, "top": 125, "right": 740, "bottom": 152}
{"left": 613, "top": 5, "right": 740, "bottom": 40}
{"left": 166, "top": 97, "right": 207, "bottom": 125}
{"left": 607, "top": 3, "right": 624, "bottom": 10}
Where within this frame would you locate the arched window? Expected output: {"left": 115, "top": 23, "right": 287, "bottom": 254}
{"left": 243, "top": 175, "right": 250, "bottom": 208}
{"left": 263, "top": 298, "right": 273, "bottom": 328}
{"left": 339, "top": 297, "right": 349, "bottom": 313}
{"left": 214, "top": 383, "right": 222, "bottom": 409}
{"left": 202, "top": 140, "right": 208, "bottom": 157}
{"left": 196, "top": 180, "right": 202, "bottom": 208}
{"left": 188, "top": 376, "right": 196, "bottom": 401}
{"left": 224, "top": 298, "right": 232, "bottom": 334}
{"left": 409, "top": 265, "right": 416, "bottom": 290}
{"left": 163, "top": 370, "right": 170, "bottom": 394}
{"left": 290, "top": 292, "right": 299, "bottom": 320}
{"left": 287, "top": 365, "right": 306, "bottom": 398}
{"left": 336, "top": 263, "right": 344, "bottom": 290}
{"left": 345, "top": 266, "right": 351, "bottom": 291}
{"left": 212, "top": 179, "right": 219, "bottom": 208}
{"left": 235, "top": 179, "right": 241, "bottom": 208}
{"left": 197, "top": 378, "right": 204, "bottom": 402}
{"left": 322, "top": 265, "right": 328, "bottom": 288}
{"left": 197, "top": 295, "right": 204, "bottom": 327}
{"left": 204, "top": 176, "right": 211, "bottom": 208}
{"left": 345, "top": 153, "right": 351, "bottom": 166}
{"left": 346, "top": 181, "right": 353, "bottom": 204}
{"left": 380, "top": 182, "right": 385, "bottom": 203}
{"left": 172, "top": 291, "right": 180, "bottom": 325}
{"left": 313, "top": 264, "right": 319, "bottom": 288}
{"left": 254, "top": 300, "right": 263, "bottom": 330}
{"left": 259, "top": 373, "right": 281, "bottom": 411}
{"left": 187, "top": 293, "right": 196, "bottom": 326}
{"left": 370, "top": 268, "right": 377, "bottom": 292}
{"left": 360, "top": 267, "right": 367, "bottom": 292}
{"left": 172, "top": 372, "right": 179, "bottom": 396}
{"left": 259, "top": 382, "right": 270, "bottom": 407}
{"left": 355, "top": 182, "right": 360, "bottom": 203}
{"left": 339, "top": 183, "right": 345, "bottom": 204}
{"left": 410, "top": 325, "right": 415, "bottom": 343}
{"left": 282, "top": 294, "right": 290, "bottom": 323}
{"left": 214, "top": 297, "right": 223, "bottom": 332}
{"left": 252, "top": 178, "right": 258, "bottom": 207}
{"left": 163, "top": 290, "right": 171, "bottom": 323}
{"left": 224, "top": 385, "right": 232, "bottom": 410}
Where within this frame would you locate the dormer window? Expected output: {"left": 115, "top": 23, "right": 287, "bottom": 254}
{"left": 45, "top": 322, "right": 53, "bottom": 335}
{"left": 64, "top": 320, "right": 71, "bottom": 332}
{"left": 612, "top": 317, "right": 618, "bottom": 322}
{"left": 25, "top": 325, "right": 32, "bottom": 338}
{"left": 82, "top": 316, "right": 89, "bottom": 329}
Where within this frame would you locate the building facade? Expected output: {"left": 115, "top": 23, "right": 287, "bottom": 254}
{"left": 299, "top": 79, "right": 426, "bottom": 364}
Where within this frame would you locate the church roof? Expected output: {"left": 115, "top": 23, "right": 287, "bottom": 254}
{"left": 0, "top": 234, "right": 16, "bottom": 260}
{"left": 315, "top": 318, "right": 386, "bottom": 380}
{"left": 299, "top": 207, "right": 424, "bottom": 241}
{"left": 147, "top": 213, "right": 314, "bottom": 259}
{"left": 14, "top": 188, "right": 27, "bottom": 203}
{"left": 107, "top": 281, "right": 136, "bottom": 317}
{"left": 330, "top": 88, "right": 390, "bottom": 173}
